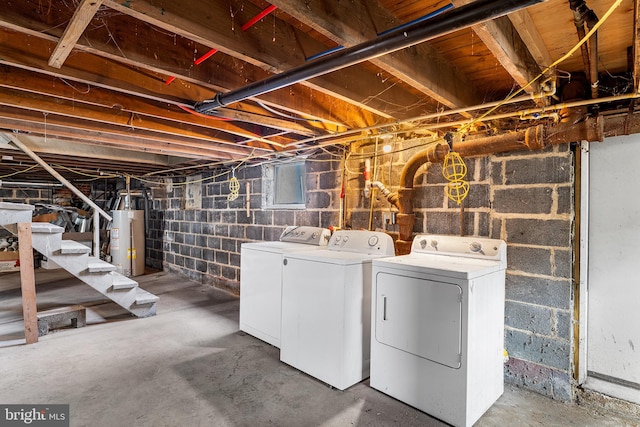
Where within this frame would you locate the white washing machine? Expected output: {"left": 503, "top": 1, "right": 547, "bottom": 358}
{"left": 239, "top": 226, "right": 331, "bottom": 348}
{"left": 280, "top": 230, "right": 395, "bottom": 390}
{"left": 370, "top": 234, "right": 507, "bottom": 427}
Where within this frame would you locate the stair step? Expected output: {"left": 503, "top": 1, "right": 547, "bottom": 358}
{"left": 0, "top": 202, "right": 35, "bottom": 211}
{"left": 59, "top": 240, "right": 91, "bottom": 254}
{"left": 86, "top": 257, "right": 116, "bottom": 273}
{"left": 111, "top": 274, "right": 138, "bottom": 290}
{"left": 0, "top": 202, "right": 35, "bottom": 226}
{"left": 134, "top": 289, "right": 159, "bottom": 305}
{"left": 31, "top": 222, "right": 64, "bottom": 234}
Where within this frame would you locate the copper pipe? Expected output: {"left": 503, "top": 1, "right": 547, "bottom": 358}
{"left": 400, "top": 143, "right": 450, "bottom": 190}
{"left": 392, "top": 117, "right": 604, "bottom": 255}
{"left": 453, "top": 125, "right": 546, "bottom": 157}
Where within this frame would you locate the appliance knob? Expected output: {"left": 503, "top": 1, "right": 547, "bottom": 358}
{"left": 312, "top": 232, "right": 318, "bottom": 239}
{"left": 469, "top": 242, "right": 483, "bottom": 253}
{"left": 335, "top": 236, "right": 342, "bottom": 242}
{"left": 368, "top": 235, "right": 379, "bottom": 246}
{"left": 343, "top": 236, "right": 349, "bottom": 242}
{"left": 420, "top": 239, "right": 427, "bottom": 249}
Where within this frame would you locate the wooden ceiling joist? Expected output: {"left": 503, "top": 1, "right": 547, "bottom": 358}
{"left": 0, "top": 26, "right": 329, "bottom": 137}
{"left": 270, "top": 0, "right": 480, "bottom": 111}
{"left": 0, "top": 66, "right": 294, "bottom": 147}
{"left": 451, "top": 0, "right": 543, "bottom": 94}
{"left": 48, "top": 0, "right": 104, "bottom": 68}
{"left": 0, "top": 0, "right": 633, "bottom": 179}
{"left": 103, "top": 0, "right": 433, "bottom": 121}
{"left": 0, "top": 107, "right": 253, "bottom": 160}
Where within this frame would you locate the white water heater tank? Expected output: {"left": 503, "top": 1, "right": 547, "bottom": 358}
{"left": 110, "top": 209, "right": 145, "bottom": 277}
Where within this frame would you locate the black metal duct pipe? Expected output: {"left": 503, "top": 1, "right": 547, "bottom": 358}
{"left": 195, "top": 0, "right": 545, "bottom": 113}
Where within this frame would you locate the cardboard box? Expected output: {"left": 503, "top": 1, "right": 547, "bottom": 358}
{"left": 0, "top": 251, "right": 20, "bottom": 272}
{"left": 0, "top": 251, "right": 20, "bottom": 261}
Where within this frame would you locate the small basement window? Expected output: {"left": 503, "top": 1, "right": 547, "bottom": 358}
{"left": 263, "top": 160, "right": 306, "bottom": 209}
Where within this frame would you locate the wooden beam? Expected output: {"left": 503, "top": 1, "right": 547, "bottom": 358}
{"left": 48, "top": 0, "right": 104, "bottom": 68}
{"left": 0, "top": 6, "right": 359, "bottom": 132}
{"left": 0, "top": 87, "right": 276, "bottom": 154}
{"left": 270, "top": 0, "right": 480, "bottom": 110}
{"left": 10, "top": 134, "right": 113, "bottom": 221}
{"left": 508, "top": 10, "right": 554, "bottom": 72}
{"left": 7, "top": 133, "right": 186, "bottom": 166}
{"left": 0, "top": 28, "right": 333, "bottom": 137}
{"left": 17, "top": 222, "right": 38, "bottom": 344}
{"left": 103, "top": 0, "right": 428, "bottom": 121}
{"left": 0, "top": 118, "right": 225, "bottom": 161}
{"left": 0, "top": 66, "right": 300, "bottom": 146}
{"left": 0, "top": 28, "right": 211, "bottom": 105}
{"left": 0, "top": 107, "right": 252, "bottom": 159}
{"left": 451, "top": 0, "right": 542, "bottom": 94}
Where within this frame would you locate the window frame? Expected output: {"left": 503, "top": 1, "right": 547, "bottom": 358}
{"left": 262, "top": 159, "right": 307, "bottom": 210}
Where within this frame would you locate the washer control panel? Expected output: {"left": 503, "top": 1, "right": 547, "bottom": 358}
{"left": 279, "top": 226, "right": 331, "bottom": 246}
{"left": 412, "top": 234, "right": 506, "bottom": 264}
{"left": 328, "top": 230, "right": 395, "bottom": 256}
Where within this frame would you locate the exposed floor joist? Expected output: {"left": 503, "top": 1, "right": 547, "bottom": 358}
{"left": 48, "top": 0, "right": 104, "bottom": 69}
{"left": 451, "top": 0, "right": 543, "bottom": 94}
{"left": 270, "top": 0, "right": 480, "bottom": 113}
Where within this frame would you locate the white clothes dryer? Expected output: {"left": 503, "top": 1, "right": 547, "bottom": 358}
{"left": 280, "top": 230, "right": 395, "bottom": 390}
{"left": 370, "top": 234, "right": 507, "bottom": 427}
{"left": 239, "top": 226, "right": 331, "bottom": 348}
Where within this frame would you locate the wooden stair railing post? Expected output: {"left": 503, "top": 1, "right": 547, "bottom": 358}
{"left": 17, "top": 222, "right": 38, "bottom": 344}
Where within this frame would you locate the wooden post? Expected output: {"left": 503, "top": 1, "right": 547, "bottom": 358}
{"left": 17, "top": 222, "right": 38, "bottom": 344}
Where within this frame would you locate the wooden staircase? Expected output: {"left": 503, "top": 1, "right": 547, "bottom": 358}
{"left": 1, "top": 202, "right": 158, "bottom": 319}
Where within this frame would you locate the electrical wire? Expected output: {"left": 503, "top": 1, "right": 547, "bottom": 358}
{"left": 53, "top": 164, "right": 119, "bottom": 179}
{"left": 0, "top": 164, "right": 39, "bottom": 179}
{"left": 458, "top": 0, "right": 624, "bottom": 135}
{"left": 14, "top": 0, "right": 625, "bottom": 187}
{"left": 255, "top": 101, "right": 322, "bottom": 123}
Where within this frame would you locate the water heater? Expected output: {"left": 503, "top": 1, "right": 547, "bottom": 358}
{"left": 110, "top": 209, "right": 145, "bottom": 277}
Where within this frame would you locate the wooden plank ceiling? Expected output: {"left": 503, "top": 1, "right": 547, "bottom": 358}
{"left": 0, "top": 0, "right": 636, "bottom": 181}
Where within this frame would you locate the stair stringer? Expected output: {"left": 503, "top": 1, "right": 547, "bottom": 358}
{"left": 30, "top": 223, "right": 157, "bottom": 318}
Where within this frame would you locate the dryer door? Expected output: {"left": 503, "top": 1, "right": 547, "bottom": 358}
{"left": 374, "top": 271, "right": 463, "bottom": 369}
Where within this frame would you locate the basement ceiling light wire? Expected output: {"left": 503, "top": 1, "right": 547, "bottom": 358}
{"left": 196, "top": 0, "right": 545, "bottom": 113}
{"left": 0, "top": 164, "right": 39, "bottom": 179}
{"left": 71, "top": 0, "right": 632, "bottom": 186}
{"left": 457, "top": 0, "right": 625, "bottom": 135}
{"left": 279, "top": 0, "right": 625, "bottom": 150}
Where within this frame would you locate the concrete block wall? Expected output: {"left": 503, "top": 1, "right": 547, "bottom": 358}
{"left": 152, "top": 141, "right": 576, "bottom": 402}
{"left": 345, "top": 141, "right": 575, "bottom": 401}
{"left": 149, "top": 153, "right": 343, "bottom": 293}
{"left": 491, "top": 144, "right": 574, "bottom": 401}
{"left": 0, "top": 187, "right": 52, "bottom": 205}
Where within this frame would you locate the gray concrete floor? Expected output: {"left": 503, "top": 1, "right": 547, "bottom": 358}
{"left": 0, "top": 269, "right": 638, "bottom": 427}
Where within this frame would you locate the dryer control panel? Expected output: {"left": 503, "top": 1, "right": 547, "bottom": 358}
{"left": 279, "top": 226, "right": 331, "bottom": 245}
{"left": 411, "top": 234, "right": 506, "bottom": 265}
{"left": 328, "top": 230, "right": 395, "bottom": 256}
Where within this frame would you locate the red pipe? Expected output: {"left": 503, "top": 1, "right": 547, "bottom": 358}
{"left": 194, "top": 48, "right": 218, "bottom": 65}
{"left": 242, "top": 5, "right": 277, "bottom": 32}
{"left": 167, "top": 5, "right": 277, "bottom": 85}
